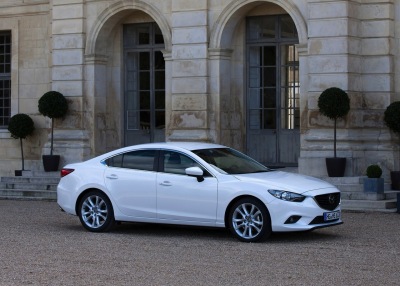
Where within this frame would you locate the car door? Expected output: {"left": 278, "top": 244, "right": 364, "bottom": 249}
{"left": 156, "top": 150, "right": 218, "bottom": 224}
{"left": 104, "top": 149, "right": 157, "bottom": 219}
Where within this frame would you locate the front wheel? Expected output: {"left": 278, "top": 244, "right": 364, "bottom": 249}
{"left": 78, "top": 191, "right": 115, "bottom": 232}
{"left": 228, "top": 198, "right": 271, "bottom": 242}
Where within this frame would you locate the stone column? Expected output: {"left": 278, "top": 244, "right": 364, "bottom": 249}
{"left": 49, "top": 0, "right": 90, "bottom": 166}
{"left": 167, "top": 0, "right": 210, "bottom": 142}
{"left": 84, "top": 54, "right": 108, "bottom": 156}
{"left": 359, "top": 0, "right": 397, "bottom": 174}
{"left": 300, "top": 0, "right": 361, "bottom": 176}
{"left": 300, "top": 0, "right": 396, "bottom": 178}
{"left": 208, "top": 48, "right": 234, "bottom": 146}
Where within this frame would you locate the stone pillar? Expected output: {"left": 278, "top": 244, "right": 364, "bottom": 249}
{"left": 167, "top": 0, "right": 210, "bottom": 142}
{"left": 84, "top": 54, "right": 108, "bottom": 156}
{"left": 300, "top": 0, "right": 396, "bottom": 178}
{"left": 300, "top": 0, "right": 360, "bottom": 176}
{"left": 359, "top": 0, "right": 397, "bottom": 174}
{"left": 208, "top": 48, "right": 234, "bottom": 147}
{"left": 49, "top": 0, "right": 90, "bottom": 166}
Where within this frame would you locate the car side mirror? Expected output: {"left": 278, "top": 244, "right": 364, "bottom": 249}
{"left": 185, "top": 167, "right": 204, "bottom": 182}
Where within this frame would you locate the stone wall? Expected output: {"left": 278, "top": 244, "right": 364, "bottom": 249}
{"left": 299, "top": 0, "right": 398, "bottom": 179}
{"left": 0, "top": 0, "right": 399, "bottom": 179}
{"left": 0, "top": 2, "right": 50, "bottom": 175}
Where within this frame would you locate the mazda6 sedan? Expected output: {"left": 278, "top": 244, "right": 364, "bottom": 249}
{"left": 57, "top": 142, "right": 342, "bottom": 242}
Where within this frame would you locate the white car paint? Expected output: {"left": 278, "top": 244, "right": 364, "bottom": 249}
{"left": 57, "top": 142, "right": 342, "bottom": 239}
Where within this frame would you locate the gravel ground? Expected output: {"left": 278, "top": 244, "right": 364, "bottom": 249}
{"left": 0, "top": 200, "right": 399, "bottom": 286}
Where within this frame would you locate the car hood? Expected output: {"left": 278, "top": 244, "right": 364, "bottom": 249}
{"left": 233, "top": 171, "right": 336, "bottom": 194}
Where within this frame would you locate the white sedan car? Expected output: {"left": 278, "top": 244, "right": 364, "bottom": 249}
{"left": 57, "top": 142, "right": 342, "bottom": 242}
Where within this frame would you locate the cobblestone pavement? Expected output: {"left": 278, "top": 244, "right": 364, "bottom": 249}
{"left": 0, "top": 200, "right": 399, "bottom": 286}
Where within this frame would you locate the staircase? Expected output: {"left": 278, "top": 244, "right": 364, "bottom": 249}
{"left": 323, "top": 176, "right": 400, "bottom": 212}
{"left": 0, "top": 171, "right": 60, "bottom": 201}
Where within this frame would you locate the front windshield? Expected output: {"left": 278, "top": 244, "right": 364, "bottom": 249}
{"left": 192, "top": 148, "right": 271, "bottom": 175}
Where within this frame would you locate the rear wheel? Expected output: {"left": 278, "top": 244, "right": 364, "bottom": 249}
{"left": 228, "top": 198, "right": 271, "bottom": 242}
{"left": 78, "top": 191, "right": 115, "bottom": 232}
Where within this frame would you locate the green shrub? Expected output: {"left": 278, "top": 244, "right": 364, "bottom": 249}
{"left": 38, "top": 91, "right": 68, "bottom": 119}
{"left": 8, "top": 113, "right": 35, "bottom": 139}
{"left": 318, "top": 87, "right": 350, "bottom": 157}
{"left": 318, "top": 87, "right": 350, "bottom": 120}
{"left": 384, "top": 101, "right": 400, "bottom": 135}
{"left": 366, "top": 165, "right": 382, "bottom": 179}
{"left": 7, "top": 113, "right": 35, "bottom": 171}
{"left": 38, "top": 91, "right": 68, "bottom": 155}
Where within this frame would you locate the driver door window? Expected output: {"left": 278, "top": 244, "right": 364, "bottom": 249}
{"left": 162, "top": 151, "right": 200, "bottom": 175}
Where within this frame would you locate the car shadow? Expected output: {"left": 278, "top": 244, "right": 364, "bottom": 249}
{"left": 106, "top": 222, "right": 342, "bottom": 243}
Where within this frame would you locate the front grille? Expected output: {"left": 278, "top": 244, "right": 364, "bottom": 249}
{"left": 314, "top": 192, "right": 340, "bottom": 211}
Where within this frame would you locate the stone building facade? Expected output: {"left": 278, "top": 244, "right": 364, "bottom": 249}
{"left": 0, "top": 0, "right": 399, "bottom": 179}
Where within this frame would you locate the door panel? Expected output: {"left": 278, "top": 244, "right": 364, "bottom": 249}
{"left": 156, "top": 151, "right": 218, "bottom": 223}
{"left": 156, "top": 173, "right": 218, "bottom": 223}
{"left": 105, "top": 168, "right": 157, "bottom": 218}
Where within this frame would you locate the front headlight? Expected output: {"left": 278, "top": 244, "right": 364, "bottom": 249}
{"left": 268, "top": 189, "right": 306, "bottom": 202}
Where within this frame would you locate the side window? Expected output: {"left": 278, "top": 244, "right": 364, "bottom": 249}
{"left": 105, "top": 150, "right": 156, "bottom": 171}
{"left": 163, "top": 151, "right": 201, "bottom": 175}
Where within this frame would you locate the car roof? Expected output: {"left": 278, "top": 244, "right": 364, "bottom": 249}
{"left": 89, "top": 142, "right": 228, "bottom": 162}
{"left": 130, "top": 141, "right": 227, "bottom": 151}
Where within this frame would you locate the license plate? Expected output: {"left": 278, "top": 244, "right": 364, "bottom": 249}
{"left": 323, "top": 210, "right": 340, "bottom": 221}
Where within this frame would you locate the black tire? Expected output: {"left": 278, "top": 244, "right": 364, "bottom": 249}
{"left": 228, "top": 197, "right": 272, "bottom": 242}
{"left": 78, "top": 191, "right": 115, "bottom": 232}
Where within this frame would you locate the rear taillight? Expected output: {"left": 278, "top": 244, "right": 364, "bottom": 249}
{"left": 61, "top": 168, "right": 75, "bottom": 177}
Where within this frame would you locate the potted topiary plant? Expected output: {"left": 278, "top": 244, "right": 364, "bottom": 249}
{"left": 384, "top": 101, "right": 400, "bottom": 190}
{"left": 363, "top": 164, "right": 384, "bottom": 194}
{"left": 318, "top": 87, "right": 350, "bottom": 177}
{"left": 7, "top": 113, "right": 35, "bottom": 176}
{"left": 38, "top": 91, "right": 68, "bottom": 172}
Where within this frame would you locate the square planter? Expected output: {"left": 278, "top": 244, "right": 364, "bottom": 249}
{"left": 363, "top": 178, "right": 384, "bottom": 194}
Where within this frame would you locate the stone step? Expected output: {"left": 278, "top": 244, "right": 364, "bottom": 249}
{"left": 0, "top": 189, "right": 56, "bottom": 201}
{"left": 322, "top": 176, "right": 391, "bottom": 192}
{"left": 341, "top": 190, "right": 400, "bottom": 201}
{"left": 4, "top": 183, "right": 58, "bottom": 191}
{"left": 16, "top": 170, "right": 60, "bottom": 177}
{"left": 341, "top": 199, "right": 397, "bottom": 211}
{"left": 1, "top": 176, "right": 60, "bottom": 185}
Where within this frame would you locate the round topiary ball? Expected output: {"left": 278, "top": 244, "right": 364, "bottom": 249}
{"left": 38, "top": 91, "right": 68, "bottom": 119}
{"left": 366, "top": 164, "right": 382, "bottom": 179}
{"left": 318, "top": 87, "right": 350, "bottom": 120}
{"left": 384, "top": 101, "right": 400, "bottom": 135}
{"left": 8, "top": 113, "right": 35, "bottom": 139}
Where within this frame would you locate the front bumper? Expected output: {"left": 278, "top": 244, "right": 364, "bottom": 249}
{"left": 268, "top": 195, "right": 343, "bottom": 232}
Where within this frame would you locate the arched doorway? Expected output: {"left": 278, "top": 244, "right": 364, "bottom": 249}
{"left": 246, "top": 14, "right": 299, "bottom": 167}
{"left": 85, "top": 1, "right": 171, "bottom": 153}
{"left": 123, "top": 22, "right": 166, "bottom": 145}
{"left": 209, "top": 1, "right": 305, "bottom": 167}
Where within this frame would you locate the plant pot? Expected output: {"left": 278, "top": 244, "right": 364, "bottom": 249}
{"left": 363, "top": 178, "right": 384, "bottom": 194}
{"left": 390, "top": 171, "right": 400, "bottom": 190}
{"left": 15, "top": 170, "right": 22, "bottom": 176}
{"left": 42, "top": 155, "right": 60, "bottom": 172}
{"left": 325, "top": 157, "right": 346, "bottom": 177}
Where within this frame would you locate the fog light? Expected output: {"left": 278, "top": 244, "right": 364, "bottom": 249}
{"left": 284, "top": 215, "right": 301, "bottom": 224}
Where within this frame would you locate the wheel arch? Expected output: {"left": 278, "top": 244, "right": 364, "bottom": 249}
{"left": 75, "top": 188, "right": 113, "bottom": 216}
{"left": 224, "top": 195, "right": 270, "bottom": 228}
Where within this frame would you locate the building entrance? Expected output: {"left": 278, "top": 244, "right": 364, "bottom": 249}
{"left": 246, "top": 15, "right": 300, "bottom": 166}
{"left": 123, "top": 23, "right": 165, "bottom": 145}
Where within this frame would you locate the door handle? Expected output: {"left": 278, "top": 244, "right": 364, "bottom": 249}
{"left": 160, "top": 181, "right": 172, "bottom": 187}
{"left": 106, "top": 174, "right": 118, "bottom": 180}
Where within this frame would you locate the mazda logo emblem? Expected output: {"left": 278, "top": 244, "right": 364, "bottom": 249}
{"left": 328, "top": 194, "right": 336, "bottom": 205}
